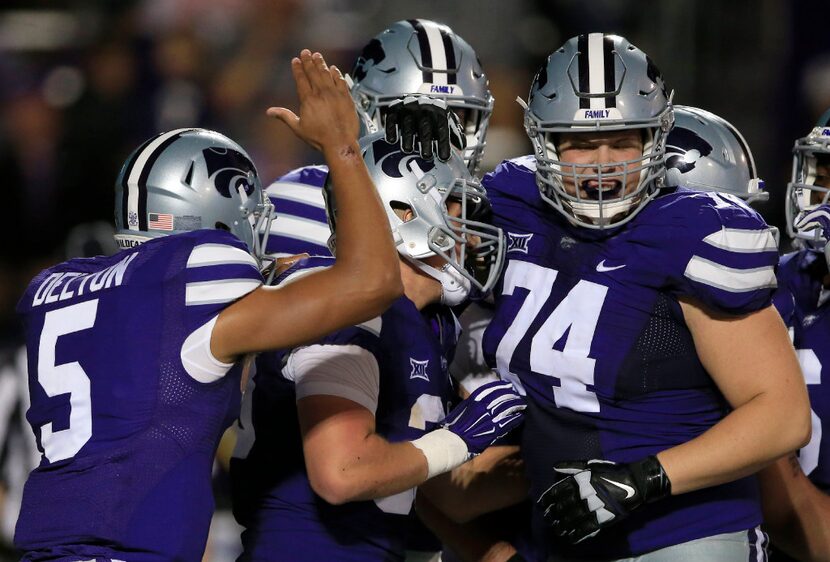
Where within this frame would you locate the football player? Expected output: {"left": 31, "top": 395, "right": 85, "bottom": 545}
{"left": 482, "top": 33, "right": 809, "bottom": 560}
{"left": 229, "top": 133, "right": 523, "bottom": 561}
{"left": 265, "top": 19, "right": 492, "bottom": 259}
{"left": 250, "top": 22, "right": 495, "bottom": 561}
{"left": 13, "top": 50, "right": 404, "bottom": 562}
{"left": 421, "top": 104, "right": 779, "bottom": 562}
{"left": 759, "top": 109, "right": 830, "bottom": 561}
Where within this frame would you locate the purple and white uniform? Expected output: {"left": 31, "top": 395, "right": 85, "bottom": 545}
{"left": 15, "top": 230, "right": 262, "bottom": 561}
{"left": 481, "top": 157, "right": 778, "bottom": 559}
{"left": 773, "top": 250, "right": 830, "bottom": 493}
{"left": 264, "top": 166, "right": 330, "bottom": 258}
{"left": 231, "top": 257, "right": 460, "bottom": 561}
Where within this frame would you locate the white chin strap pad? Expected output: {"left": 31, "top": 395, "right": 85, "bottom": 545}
{"left": 408, "top": 256, "right": 471, "bottom": 306}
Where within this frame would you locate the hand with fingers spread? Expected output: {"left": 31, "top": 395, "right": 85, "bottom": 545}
{"left": 267, "top": 50, "right": 359, "bottom": 154}
{"left": 537, "top": 457, "right": 671, "bottom": 544}
{"left": 384, "top": 96, "right": 466, "bottom": 162}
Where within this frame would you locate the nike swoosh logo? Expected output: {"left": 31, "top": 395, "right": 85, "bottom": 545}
{"left": 596, "top": 260, "right": 626, "bottom": 272}
{"left": 600, "top": 477, "right": 636, "bottom": 499}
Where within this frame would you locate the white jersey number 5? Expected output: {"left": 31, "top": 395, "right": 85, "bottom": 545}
{"left": 37, "top": 299, "right": 98, "bottom": 462}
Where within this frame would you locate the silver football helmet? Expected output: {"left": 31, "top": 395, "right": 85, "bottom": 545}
{"left": 349, "top": 19, "right": 494, "bottom": 174}
{"left": 786, "top": 108, "right": 830, "bottom": 251}
{"left": 522, "top": 33, "right": 674, "bottom": 229}
{"left": 323, "top": 133, "right": 504, "bottom": 305}
{"left": 666, "top": 106, "right": 767, "bottom": 204}
{"left": 114, "top": 128, "right": 274, "bottom": 266}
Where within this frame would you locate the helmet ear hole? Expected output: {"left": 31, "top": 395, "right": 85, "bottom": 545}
{"left": 390, "top": 200, "right": 414, "bottom": 222}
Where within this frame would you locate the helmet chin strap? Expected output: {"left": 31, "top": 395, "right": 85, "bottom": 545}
{"left": 404, "top": 255, "right": 471, "bottom": 306}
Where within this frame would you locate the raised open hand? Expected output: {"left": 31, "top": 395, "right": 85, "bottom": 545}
{"left": 267, "top": 50, "right": 359, "bottom": 154}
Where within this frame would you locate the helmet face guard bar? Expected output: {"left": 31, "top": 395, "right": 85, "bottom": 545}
{"left": 526, "top": 114, "right": 672, "bottom": 229}
{"left": 786, "top": 132, "right": 830, "bottom": 247}
{"left": 426, "top": 178, "right": 504, "bottom": 295}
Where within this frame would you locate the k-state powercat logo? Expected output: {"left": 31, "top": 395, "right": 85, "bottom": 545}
{"left": 203, "top": 147, "right": 256, "bottom": 198}
{"left": 371, "top": 138, "right": 436, "bottom": 179}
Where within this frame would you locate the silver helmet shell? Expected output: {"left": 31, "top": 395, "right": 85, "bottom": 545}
{"left": 350, "top": 19, "right": 494, "bottom": 175}
{"left": 114, "top": 128, "right": 274, "bottom": 265}
{"left": 323, "top": 133, "right": 504, "bottom": 300}
{"left": 666, "top": 106, "right": 767, "bottom": 204}
{"left": 524, "top": 33, "right": 674, "bottom": 229}
{"left": 786, "top": 108, "right": 830, "bottom": 251}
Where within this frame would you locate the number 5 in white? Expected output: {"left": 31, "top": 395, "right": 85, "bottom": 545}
{"left": 38, "top": 299, "right": 98, "bottom": 462}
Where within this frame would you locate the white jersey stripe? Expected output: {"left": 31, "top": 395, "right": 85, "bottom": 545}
{"left": 587, "top": 33, "right": 606, "bottom": 110}
{"left": 420, "top": 19, "right": 448, "bottom": 85}
{"left": 684, "top": 256, "right": 777, "bottom": 293}
{"left": 126, "top": 129, "right": 191, "bottom": 232}
{"left": 187, "top": 244, "right": 258, "bottom": 269}
{"left": 266, "top": 181, "right": 326, "bottom": 208}
{"left": 269, "top": 215, "right": 331, "bottom": 246}
{"left": 185, "top": 278, "right": 261, "bottom": 306}
{"left": 702, "top": 228, "right": 778, "bottom": 253}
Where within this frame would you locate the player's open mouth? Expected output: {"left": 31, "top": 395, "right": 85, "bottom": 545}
{"left": 581, "top": 180, "right": 623, "bottom": 201}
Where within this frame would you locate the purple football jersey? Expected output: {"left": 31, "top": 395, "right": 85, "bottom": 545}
{"left": 265, "top": 165, "right": 331, "bottom": 257}
{"left": 231, "top": 256, "right": 459, "bottom": 561}
{"left": 481, "top": 157, "right": 779, "bottom": 558}
{"left": 15, "top": 230, "right": 262, "bottom": 561}
{"left": 773, "top": 250, "right": 830, "bottom": 493}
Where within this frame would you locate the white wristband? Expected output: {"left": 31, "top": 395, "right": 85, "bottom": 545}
{"left": 410, "top": 428, "right": 470, "bottom": 479}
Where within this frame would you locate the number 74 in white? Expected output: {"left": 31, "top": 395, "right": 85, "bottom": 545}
{"left": 495, "top": 261, "right": 607, "bottom": 414}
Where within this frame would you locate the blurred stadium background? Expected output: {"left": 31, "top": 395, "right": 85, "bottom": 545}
{"left": 0, "top": 0, "right": 828, "bottom": 559}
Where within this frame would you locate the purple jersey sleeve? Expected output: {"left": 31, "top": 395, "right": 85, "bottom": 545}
{"left": 649, "top": 190, "right": 779, "bottom": 314}
{"left": 265, "top": 165, "right": 331, "bottom": 257}
{"left": 180, "top": 229, "right": 263, "bottom": 333}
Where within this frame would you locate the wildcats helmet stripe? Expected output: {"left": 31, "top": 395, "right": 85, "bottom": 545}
{"left": 576, "top": 33, "right": 616, "bottom": 110}
{"left": 439, "top": 27, "right": 457, "bottom": 84}
{"left": 577, "top": 35, "right": 590, "bottom": 109}
{"left": 120, "top": 135, "right": 154, "bottom": 231}
{"left": 602, "top": 35, "right": 617, "bottom": 108}
{"left": 409, "top": 19, "right": 455, "bottom": 86}
{"left": 409, "top": 19, "right": 433, "bottom": 83}
{"left": 123, "top": 128, "right": 197, "bottom": 232}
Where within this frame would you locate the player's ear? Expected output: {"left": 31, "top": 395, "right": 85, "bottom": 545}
{"left": 390, "top": 201, "right": 414, "bottom": 222}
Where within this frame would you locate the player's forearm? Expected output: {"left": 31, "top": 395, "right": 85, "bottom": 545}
{"left": 791, "top": 493, "right": 830, "bottom": 561}
{"left": 419, "top": 445, "right": 528, "bottom": 523}
{"left": 415, "top": 492, "right": 520, "bottom": 562}
{"left": 308, "top": 434, "right": 428, "bottom": 505}
{"left": 759, "top": 456, "right": 830, "bottom": 562}
{"left": 656, "top": 391, "right": 811, "bottom": 495}
{"left": 324, "top": 142, "right": 402, "bottom": 309}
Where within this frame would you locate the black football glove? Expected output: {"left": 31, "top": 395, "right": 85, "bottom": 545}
{"left": 537, "top": 456, "right": 671, "bottom": 544}
{"left": 384, "top": 95, "right": 466, "bottom": 162}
